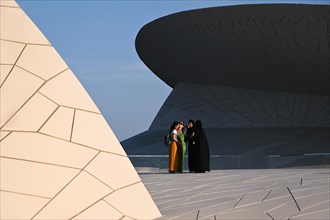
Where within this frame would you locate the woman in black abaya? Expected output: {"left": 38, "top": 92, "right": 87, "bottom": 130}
{"left": 184, "top": 119, "right": 196, "bottom": 173}
{"left": 190, "top": 120, "right": 210, "bottom": 173}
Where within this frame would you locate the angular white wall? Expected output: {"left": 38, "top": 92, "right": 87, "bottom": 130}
{"left": 0, "top": 1, "right": 161, "bottom": 219}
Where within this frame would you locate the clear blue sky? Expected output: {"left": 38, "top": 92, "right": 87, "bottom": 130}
{"left": 17, "top": 0, "right": 329, "bottom": 141}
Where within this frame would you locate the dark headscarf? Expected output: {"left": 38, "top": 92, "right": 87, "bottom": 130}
{"left": 188, "top": 119, "right": 195, "bottom": 126}
{"left": 195, "top": 120, "right": 202, "bottom": 129}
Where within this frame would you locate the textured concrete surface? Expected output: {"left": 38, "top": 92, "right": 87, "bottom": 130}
{"left": 139, "top": 169, "right": 330, "bottom": 220}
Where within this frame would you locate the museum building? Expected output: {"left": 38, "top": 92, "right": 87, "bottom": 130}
{"left": 123, "top": 3, "right": 330, "bottom": 168}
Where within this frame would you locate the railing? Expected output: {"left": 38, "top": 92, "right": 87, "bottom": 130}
{"left": 128, "top": 153, "right": 330, "bottom": 171}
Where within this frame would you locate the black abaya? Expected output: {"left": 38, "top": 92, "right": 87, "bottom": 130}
{"left": 191, "top": 126, "right": 210, "bottom": 172}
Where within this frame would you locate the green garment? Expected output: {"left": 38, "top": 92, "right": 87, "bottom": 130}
{"left": 178, "top": 131, "right": 186, "bottom": 172}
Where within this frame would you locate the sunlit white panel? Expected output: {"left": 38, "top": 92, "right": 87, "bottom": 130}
{"left": 0, "top": 40, "right": 25, "bottom": 65}
{"left": 0, "top": 65, "right": 13, "bottom": 86}
{"left": 85, "top": 152, "right": 140, "bottom": 190}
{"left": 39, "top": 69, "right": 100, "bottom": 113}
{"left": 105, "top": 182, "right": 161, "bottom": 219}
{"left": 0, "top": 67, "right": 44, "bottom": 127}
{"left": 72, "top": 200, "right": 123, "bottom": 220}
{"left": 0, "top": 191, "right": 49, "bottom": 220}
{"left": 0, "top": 131, "right": 10, "bottom": 141}
{"left": 17, "top": 45, "right": 68, "bottom": 80}
{"left": 3, "top": 93, "right": 57, "bottom": 131}
{"left": 34, "top": 171, "right": 112, "bottom": 220}
{"left": 0, "top": 158, "right": 79, "bottom": 198}
{"left": 40, "top": 106, "right": 74, "bottom": 141}
{"left": 0, "top": 5, "right": 49, "bottom": 44}
{"left": 1, "top": 132, "right": 98, "bottom": 169}
{"left": 72, "top": 110, "right": 126, "bottom": 155}
{"left": 0, "top": 0, "right": 19, "bottom": 7}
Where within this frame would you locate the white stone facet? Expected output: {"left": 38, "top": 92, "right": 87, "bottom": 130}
{"left": 0, "top": 1, "right": 161, "bottom": 219}
{"left": 40, "top": 106, "right": 75, "bottom": 141}
{"left": 72, "top": 110, "right": 126, "bottom": 155}
{"left": 17, "top": 45, "right": 68, "bottom": 80}
{"left": 0, "top": 67, "right": 44, "bottom": 127}
{"left": 0, "top": 5, "right": 50, "bottom": 44}
{"left": 0, "top": 40, "right": 25, "bottom": 65}
{"left": 39, "top": 69, "right": 100, "bottom": 113}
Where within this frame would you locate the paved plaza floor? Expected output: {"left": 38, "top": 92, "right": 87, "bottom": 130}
{"left": 138, "top": 168, "right": 329, "bottom": 220}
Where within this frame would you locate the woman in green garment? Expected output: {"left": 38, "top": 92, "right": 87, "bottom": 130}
{"left": 177, "top": 122, "right": 186, "bottom": 173}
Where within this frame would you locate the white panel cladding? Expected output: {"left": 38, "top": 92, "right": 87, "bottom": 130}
{"left": 0, "top": 67, "right": 44, "bottom": 127}
{"left": 0, "top": 65, "right": 13, "bottom": 86}
{"left": 0, "top": 158, "right": 79, "bottom": 198}
{"left": 0, "top": 40, "right": 25, "bottom": 65}
{"left": 1, "top": 132, "right": 98, "bottom": 169}
{"left": 3, "top": 93, "right": 58, "bottom": 131}
{"left": 0, "top": 2, "right": 161, "bottom": 219}
{"left": 0, "top": 191, "right": 49, "bottom": 220}
{"left": 16, "top": 45, "right": 68, "bottom": 80}
{"left": 0, "top": 4, "right": 50, "bottom": 44}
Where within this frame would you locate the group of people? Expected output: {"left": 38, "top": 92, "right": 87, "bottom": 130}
{"left": 167, "top": 119, "right": 210, "bottom": 173}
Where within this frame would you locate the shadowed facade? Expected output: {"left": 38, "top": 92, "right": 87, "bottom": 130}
{"left": 123, "top": 4, "right": 330, "bottom": 168}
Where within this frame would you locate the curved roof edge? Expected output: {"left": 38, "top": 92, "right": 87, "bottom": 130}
{"left": 136, "top": 4, "right": 330, "bottom": 95}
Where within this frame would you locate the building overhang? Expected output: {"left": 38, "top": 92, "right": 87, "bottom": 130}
{"left": 135, "top": 4, "right": 330, "bottom": 95}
